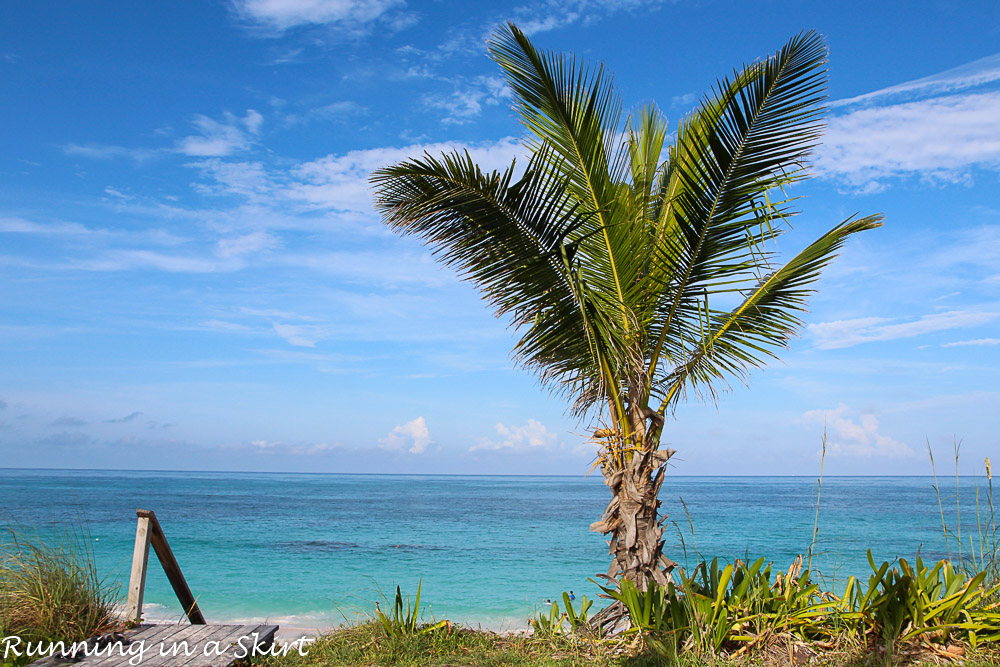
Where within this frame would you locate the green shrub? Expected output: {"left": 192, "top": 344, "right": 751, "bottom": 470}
{"left": 531, "top": 593, "right": 593, "bottom": 637}
{"left": 601, "top": 552, "right": 1000, "bottom": 660}
{"left": 374, "top": 580, "right": 449, "bottom": 638}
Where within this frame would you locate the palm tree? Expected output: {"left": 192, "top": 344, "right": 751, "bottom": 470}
{"left": 371, "top": 25, "right": 880, "bottom": 596}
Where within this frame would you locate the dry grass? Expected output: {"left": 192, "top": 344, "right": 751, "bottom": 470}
{"left": 0, "top": 526, "right": 120, "bottom": 644}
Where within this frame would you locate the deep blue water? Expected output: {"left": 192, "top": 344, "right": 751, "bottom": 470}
{"left": 0, "top": 470, "right": 988, "bottom": 629}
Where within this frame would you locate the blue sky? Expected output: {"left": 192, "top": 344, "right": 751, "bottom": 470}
{"left": 1, "top": 0, "right": 998, "bottom": 475}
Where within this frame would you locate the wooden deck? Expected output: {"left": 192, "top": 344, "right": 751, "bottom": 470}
{"left": 28, "top": 510, "right": 282, "bottom": 666}
{"left": 34, "top": 623, "right": 279, "bottom": 666}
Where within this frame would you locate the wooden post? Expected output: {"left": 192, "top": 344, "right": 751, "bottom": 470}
{"left": 125, "top": 514, "right": 152, "bottom": 622}
{"left": 134, "top": 509, "right": 208, "bottom": 625}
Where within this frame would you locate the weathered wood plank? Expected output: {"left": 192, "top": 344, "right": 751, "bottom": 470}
{"left": 136, "top": 509, "right": 207, "bottom": 625}
{"left": 29, "top": 624, "right": 278, "bottom": 667}
{"left": 125, "top": 516, "right": 152, "bottom": 622}
{"left": 86, "top": 624, "right": 210, "bottom": 667}
{"left": 180, "top": 624, "right": 269, "bottom": 667}
{"left": 135, "top": 624, "right": 221, "bottom": 667}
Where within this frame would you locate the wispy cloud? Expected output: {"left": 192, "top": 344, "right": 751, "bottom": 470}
{"left": 231, "top": 0, "right": 408, "bottom": 33}
{"left": 37, "top": 431, "right": 94, "bottom": 448}
{"left": 243, "top": 438, "right": 339, "bottom": 455}
{"left": 73, "top": 250, "right": 245, "bottom": 273}
{"left": 106, "top": 411, "right": 144, "bottom": 424}
{"left": 816, "top": 52, "right": 1000, "bottom": 191}
{"left": 380, "top": 416, "right": 431, "bottom": 454}
{"left": 943, "top": 338, "right": 1000, "bottom": 348}
{"left": 202, "top": 319, "right": 255, "bottom": 333}
{"left": 63, "top": 144, "right": 162, "bottom": 162}
{"left": 272, "top": 322, "right": 326, "bottom": 347}
{"left": 470, "top": 419, "right": 557, "bottom": 451}
{"left": 104, "top": 186, "right": 134, "bottom": 200}
{"left": 816, "top": 91, "right": 1000, "bottom": 191}
{"left": 832, "top": 52, "right": 1000, "bottom": 108}
{"left": 291, "top": 101, "right": 369, "bottom": 126}
{"left": 510, "top": 0, "right": 662, "bottom": 36}
{"left": 284, "top": 137, "right": 523, "bottom": 211}
{"left": 64, "top": 110, "right": 265, "bottom": 163}
{"left": 432, "top": 0, "right": 662, "bottom": 58}
{"left": 50, "top": 416, "right": 87, "bottom": 427}
{"left": 176, "top": 110, "right": 263, "bottom": 157}
{"left": 0, "top": 217, "right": 99, "bottom": 237}
{"left": 1, "top": 216, "right": 188, "bottom": 247}
{"left": 422, "top": 75, "right": 509, "bottom": 124}
{"left": 803, "top": 404, "right": 915, "bottom": 458}
{"left": 215, "top": 231, "right": 280, "bottom": 258}
{"left": 810, "top": 310, "right": 999, "bottom": 349}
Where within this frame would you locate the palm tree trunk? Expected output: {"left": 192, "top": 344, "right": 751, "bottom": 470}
{"left": 588, "top": 445, "right": 677, "bottom": 634}
{"left": 591, "top": 446, "right": 677, "bottom": 586}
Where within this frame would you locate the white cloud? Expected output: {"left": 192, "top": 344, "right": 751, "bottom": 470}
{"left": 286, "top": 137, "right": 523, "bottom": 212}
{"left": 94, "top": 250, "right": 244, "bottom": 272}
{"left": 809, "top": 310, "right": 999, "bottom": 349}
{"left": 380, "top": 416, "right": 431, "bottom": 454}
{"left": 240, "top": 306, "right": 318, "bottom": 320}
{"left": 176, "top": 110, "right": 263, "bottom": 157}
{"left": 204, "top": 319, "right": 254, "bottom": 332}
{"left": 272, "top": 322, "right": 325, "bottom": 347}
{"left": 816, "top": 91, "right": 1000, "bottom": 191}
{"left": 832, "top": 52, "right": 1000, "bottom": 108}
{"left": 423, "top": 76, "right": 509, "bottom": 125}
{"left": 63, "top": 143, "right": 160, "bottom": 162}
{"left": 310, "top": 100, "right": 367, "bottom": 120}
{"left": 232, "top": 0, "right": 406, "bottom": 32}
{"left": 803, "top": 404, "right": 915, "bottom": 459}
{"left": 67, "top": 250, "right": 244, "bottom": 273}
{"left": 471, "top": 419, "right": 558, "bottom": 451}
{"left": 191, "top": 160, "right": 273, "bottom": 200}
{"left": 0, "top": 216, "right": 187, "bottom": 248}
{"left": 943, "top": 338, "right": 1000, "bottom": 348}
{"left": 216, "top": 231, "right": 280, "bottom": 257}
{"left": 247, "top": 439, "right": 339, "bottom": 455}
{"left": 0, "top": 217, "right": 97, "bottom": 236}
{"left": 511, "top": 0, "right": 661, "bottom": 36}
{"left": 816, "top": 51, "right": 1000, "bottom": 191}
{"left": 104, "top": 186, "right": 134, "bottom": 200}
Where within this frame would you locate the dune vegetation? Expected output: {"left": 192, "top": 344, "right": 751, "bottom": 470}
{"left": 0, "top": 526, "right": 119, "bottom": 666}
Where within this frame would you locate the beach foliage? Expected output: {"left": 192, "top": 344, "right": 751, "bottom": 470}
{"left": 371, "top": 20, "right": 881, "bottom": 594}
{"left": 0, "top": 526, "right": 119, "bottom": 659}
{"left": 532, "top": 593, "right": 594, "bottom": 637}
{"left": 265, "top": 617, "right": 1000, "bottom": 667}
{"left": 930, "top": 445, "right": 1000, "bottom": 586}
{"left": 374, "top": 580, "right": 450, "bottom": 638}
{"left": 595, "top": 552, "right": 1000, "bottom": 661}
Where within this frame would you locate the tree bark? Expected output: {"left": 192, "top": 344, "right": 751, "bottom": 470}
{"left": 588, "top": 442, "right": 678, "bottom": 634}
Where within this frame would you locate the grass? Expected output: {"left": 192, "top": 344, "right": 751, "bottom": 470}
{"left": 930, "top": 440, "right": 1000, "bottom": 584}
{"left": 0, "top": 525, "right": 120, "bottom": 647}
{"left": 264, "top": 619, "right": 1000, "bottom": 666}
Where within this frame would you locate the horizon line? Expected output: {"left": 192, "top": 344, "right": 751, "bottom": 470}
{"left": 0, "top": 466, "right": 979, "bottom": 478}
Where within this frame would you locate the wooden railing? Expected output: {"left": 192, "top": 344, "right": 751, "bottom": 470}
{"left": 125, "top": 509, "right": 206, "bottom": 624}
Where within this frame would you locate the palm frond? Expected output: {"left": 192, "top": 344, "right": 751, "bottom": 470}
{"left": 647, "top": 30, "right": 830, "bottom": 382}
{"left": 659, "top": 214, "right": 883, "bottom": 411}
{"left": 488, "top": 23, "right": 644, "bottom": 342}
{"left": 370, "top": 148, "right": 619, "bottom": 412}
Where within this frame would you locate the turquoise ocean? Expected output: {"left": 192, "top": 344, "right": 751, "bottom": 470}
{"left": 0, "top": 470, "right": 986, "bottom": 630}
